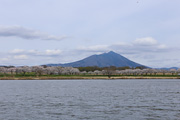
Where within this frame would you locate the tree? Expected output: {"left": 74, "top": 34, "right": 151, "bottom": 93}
{"left": 0, "top": 67, "right": 7, "bottom": 75}
{"left": 80, "top": 71, "right": 87, "bottom": 75}
{"left": 177, "top": 68, "right": 180, "bottom": 75}
{"left": 56, "top": 67, "right": 64, "bottom": 75}
{"left": 32, "top": 66, "right": 44, "bottom": 76}
{"left": 170, "top": 69, "right": 177, "bottom": 75}
{"left": 102, "top": 68, "right": 114, "bottom": 78}
{"left": 45, "top": 67, "right": 57, "bottom": 75}
{"left": 160, "top": 69, "right": 168, "bottom": 76}
{"left": 20, "top": 66, "right": 32, "bottom": 75}
{"left": 8, "top": 67, "right": 16, "bottom": 75}
{"left": 94, "top": 70, "right": 101, "bottom": 75}
{"left": 62, "top": 67, "right": 80, "bottom": 75}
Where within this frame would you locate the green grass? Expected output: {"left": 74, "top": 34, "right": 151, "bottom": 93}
{"left": 0, "top": 74, "right": 179, "bottom": 78}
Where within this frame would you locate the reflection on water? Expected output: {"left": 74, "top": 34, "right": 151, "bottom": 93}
{"left": 0, "top": 79, "right": 180, "bottom": 120}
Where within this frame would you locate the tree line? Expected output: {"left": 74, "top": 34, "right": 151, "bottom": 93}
{"left": 0, "top": 66, "right": 180, "bottom": 77}
{"left": 77, "top": 66, "right": 146, "bottom": 72}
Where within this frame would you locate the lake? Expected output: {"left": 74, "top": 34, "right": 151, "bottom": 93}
{"left": 0, "top": 79, "right": 180, "bottom": 120}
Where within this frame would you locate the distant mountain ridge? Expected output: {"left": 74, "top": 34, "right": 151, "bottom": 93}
{"left": 156, "top": 67, "right": 179, "bottom": 70}
{"left": 46, "top": 51, "right": 146, "bottom": 68}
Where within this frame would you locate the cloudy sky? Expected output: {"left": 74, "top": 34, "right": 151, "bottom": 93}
{"left": 0, "top": 0, "right": 180, "bottom": 68}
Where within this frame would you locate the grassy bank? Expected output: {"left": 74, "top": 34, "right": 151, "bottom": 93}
{"left": 0, "top": 75, "right": 180, "bottom": 80}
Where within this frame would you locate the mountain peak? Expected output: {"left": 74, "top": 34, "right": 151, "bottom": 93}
{"left": 100, "top": 51, "right": 119, "bottom": 56}
{"left": 107, "top": 51, "right": 117, "bottom": 54}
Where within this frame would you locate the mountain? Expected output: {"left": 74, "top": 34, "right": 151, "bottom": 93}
{"left": 46, "top": 51, "right": 146, "bottom": 68}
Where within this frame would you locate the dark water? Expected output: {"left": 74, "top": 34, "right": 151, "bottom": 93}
{"left": 0, "top": 79, "right": 180, "bottom": 120}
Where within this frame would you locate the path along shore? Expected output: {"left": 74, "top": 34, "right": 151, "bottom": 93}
{"left": 0, "top": 76, "right": 180, "bottom": 80}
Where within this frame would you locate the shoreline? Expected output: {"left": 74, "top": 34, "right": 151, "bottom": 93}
{"left": 0, "top": 76, "right": 180, "bottom": 80}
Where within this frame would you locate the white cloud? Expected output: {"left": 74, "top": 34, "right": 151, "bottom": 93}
{"left": 77, "top": 45, "right": 110, "bottom": 52}
{"left": 0, "top": 57, "right": 9, "bottom": 61}
{"left": 45, "top": 49, "right": 62, "bottom": 55}
{"left": 9, "top": 49, "right": 63, "bottom": 57}
{"left": 10, "top": 49, "right": 25, "bottom": 54}
{"left": 157, "top": 44, "right": 167, "bottom": 49}
{"left": 0, "top": 25, "right": 66, "bottom": 41}
{"left": 28, "top": 49, "right": 38, "bottom": 54}
{"left": 134, "top": 37, "right": 158, "bottom": 46}
{"left": 13, "top": 55, "right": 28, "bottom": 60}
{"left": 77, "top": 38, "right": 169, "bottom": 55}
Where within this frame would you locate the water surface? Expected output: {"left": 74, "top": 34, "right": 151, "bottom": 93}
{"left": 0, "top": 79, "right": 180, "bottom": 120}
